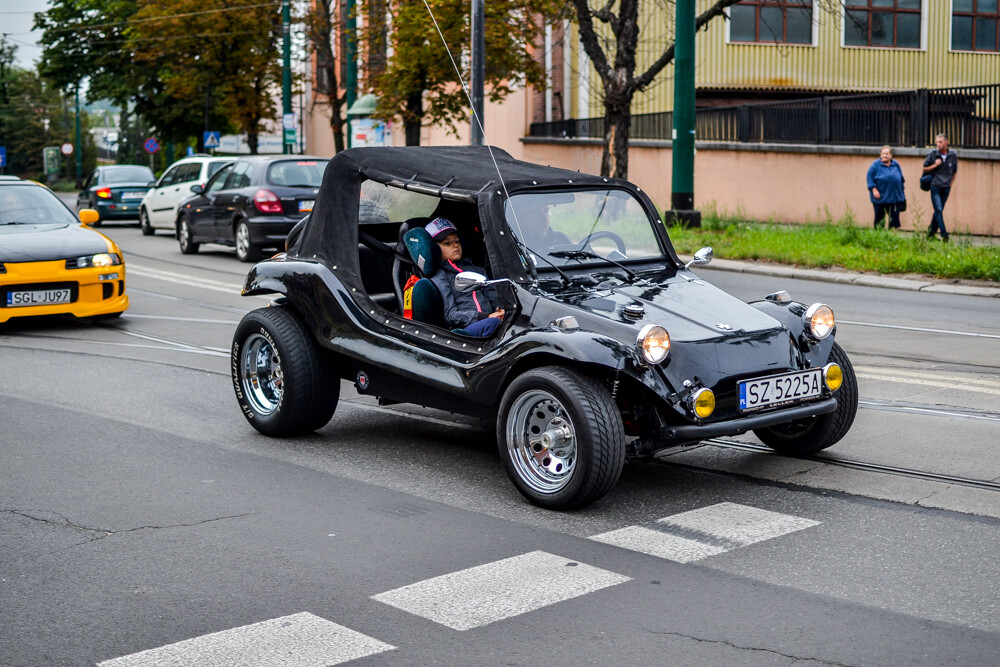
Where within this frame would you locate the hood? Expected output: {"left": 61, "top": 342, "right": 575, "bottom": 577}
{"left": 0, "top": 223, "right": 110, "bottom": 263}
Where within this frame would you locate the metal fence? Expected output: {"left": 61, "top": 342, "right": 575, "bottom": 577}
{"left": 528, "top": 84, "right": 1000, "bottom": 149}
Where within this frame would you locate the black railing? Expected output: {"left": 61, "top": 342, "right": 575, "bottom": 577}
{"left": 528, "top": 84, "right": 1000, "bottom": 149}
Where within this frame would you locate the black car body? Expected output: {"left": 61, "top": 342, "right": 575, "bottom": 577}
{"left": 231, "top": 146, "right": 858, "bottom": 509}
{"left": 176, "top": 155, "right": 328, "bottom": 262}
{"left": 76, "top": 165, "right": 155, "bottom": 223}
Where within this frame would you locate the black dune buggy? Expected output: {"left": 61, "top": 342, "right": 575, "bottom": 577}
{"left": 231, "top": 146, "right": 857, "bottom": 510}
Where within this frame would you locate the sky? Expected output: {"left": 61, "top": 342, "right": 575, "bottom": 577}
{"left": 1, "top": 0, "right": 50, "bottom": 68}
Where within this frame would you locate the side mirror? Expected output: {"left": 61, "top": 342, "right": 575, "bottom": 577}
{"left": 455, "top": 271, "right": 487, "bottom": 293}
{"left": 190, "top": 184, "right": 204, "bottom": 194}
{"left": 147, "top": 180, "right": 157, "bottom": 187}
{"left": 79, "top": 209, "right": 99, "bottom": 226}
{"left": 684, "top": 246, "right": 714, "bottom": 270}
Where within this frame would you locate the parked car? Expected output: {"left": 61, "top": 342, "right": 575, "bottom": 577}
{"left": 76, "top": 164, "right": 155, "bottom": 224}
{"left": 230, "top": 146, "right": 858, "bottom": 510}
{"left": 138, "top": 155, "right": 232, "bottom": 236}
{"left": 176, "top": 155, "right": 328, "bottom": 262}
{"left": 2, "top": 177, "right": 128, "bottom": 323}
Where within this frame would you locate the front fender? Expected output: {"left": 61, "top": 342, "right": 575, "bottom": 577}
{"left": 750, "top": 299, "right": 836, "bottom": 365}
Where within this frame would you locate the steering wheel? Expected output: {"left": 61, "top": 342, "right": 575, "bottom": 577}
{"left": 577, "top": 230, "right": 627, "bottom": 256}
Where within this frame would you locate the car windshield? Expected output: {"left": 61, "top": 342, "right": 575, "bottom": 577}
{"left": 505, "top": 189, "right": 664, "bottom": 267}
{"left": 102, "top": 166, "right": 155, "bottom": 184}
{"left": 267, "top": 160, "right": 329, "bottom": 187}
{"left": 0, "top": 185, "right": 79, "bottom": 224}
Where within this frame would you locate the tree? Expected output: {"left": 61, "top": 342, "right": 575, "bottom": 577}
{"left": 362, "top": 0, "right": 562, "bottom": 145}
{"left": 304, "top": 0, "right": 349, "bottom": 154}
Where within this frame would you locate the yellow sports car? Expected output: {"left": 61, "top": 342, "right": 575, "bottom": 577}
{"left": 1, "top": 178, "right": 128, "bottom": 323}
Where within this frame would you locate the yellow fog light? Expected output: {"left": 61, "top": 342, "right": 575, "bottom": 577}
{"left": 823, "top": 363, "right": 843, "bottom": 392}
{"left": 690, "top": 388, "right": 716, "bottom": 419}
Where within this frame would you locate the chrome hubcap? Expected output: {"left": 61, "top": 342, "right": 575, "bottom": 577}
{"left": 506, "top": 390, "right": 577, "bottom": 494}
{"left": 241, "top": 333, "right": 282, "bottom": 414}
{"left": 236, "top": 224, "right": 250, "bottom": 257}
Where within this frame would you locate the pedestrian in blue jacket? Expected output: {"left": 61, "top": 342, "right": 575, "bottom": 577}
{"left": 866, "top": 146, "right": 905, "bottom": 230}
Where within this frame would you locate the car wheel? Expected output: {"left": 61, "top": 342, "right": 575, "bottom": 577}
{"left": 178, "top": 214, "right": 199, "bottom": 254}
{"left": 139, "top": 207, "right": 154, "bottom": 236}
{"left": 753, "top": 342, "right": 859, "bottom": 456}
{"left": 497, "top": 366, "right": 625, "bottom": 510}
{"left": 232, "top": 306, "right": 339, "bottom": 436}
{"left": 235, "top": 220, "right": 261, "bottom": 262}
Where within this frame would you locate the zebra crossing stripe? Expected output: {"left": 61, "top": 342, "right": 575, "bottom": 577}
{"left": 372, "top": 550, "right": 631, "bottom": 631}
{"left": 589, "top": 502, "right": 821, "bottom": 563}
{"left": 97, "top": 612, "right": 395, "bottom": 667}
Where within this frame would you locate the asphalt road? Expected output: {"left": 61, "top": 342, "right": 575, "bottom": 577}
{"left": 2, "top": 218, "right": 998, "bottom": 666}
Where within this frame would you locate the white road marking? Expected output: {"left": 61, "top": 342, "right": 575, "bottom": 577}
{"left": 854, "top": 366, "right": 1000, "bottom": 389}
{"left": 590, "top": 502, "right": 820, "bottom": 564}
{"left": 127, "top": 263, "right": 247, "bottom": 295}
{"left": 839, "top": 319, "right": 1000, "bottom": 339}
{"left": 97, "top": 612, "right": 394, "bottom": 667}
{"left": 371, "top": 550, "right": 631, "bottom": 631}
{"left": 855, "top": 372, "right": 1000, "bottom": 396}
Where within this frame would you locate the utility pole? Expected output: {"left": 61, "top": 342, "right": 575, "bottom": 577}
{"left": 470, "top": 0, "right": 484, "bottom": 145}
{"left": 669, "top": 0, "right": 700, "bottom": 227}
{"left": 74, "top": 85, "right": 82, "bottom": 185}
{"left": 345, "top": 0, "right": 357, "bottom": 148}
{"left": 282, "top": 0, "right": 292, "bottom": 154}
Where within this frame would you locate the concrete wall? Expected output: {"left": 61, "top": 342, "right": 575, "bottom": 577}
{"left": 521, "top": 139, "right": 1000, "bottom": 237}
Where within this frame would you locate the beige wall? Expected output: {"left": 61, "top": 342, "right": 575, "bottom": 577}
{"left": 521, "top": 140, "right": 1000, "bottom": 237}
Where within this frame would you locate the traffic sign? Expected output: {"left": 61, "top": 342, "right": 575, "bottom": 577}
{"left": 282, "top": 113, "right": 296, "bottom": 130}
{"left": 203, "top": 131, "right": 220, "bottom": 149}
{"left": 283, "top": 127, "right": 297, "bottom": 145}
{"left": 144, "top": 137, "right": 159, "bottom": 154}
{"left": 0, "top": 146, "right": 6, "bottom": 168}
{"left": 60, "top": 142, "right": 74, "bottom": 156}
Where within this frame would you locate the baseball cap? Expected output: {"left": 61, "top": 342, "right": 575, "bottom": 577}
{"left": 425, "top": 217, "right": 458, "bottom": 240}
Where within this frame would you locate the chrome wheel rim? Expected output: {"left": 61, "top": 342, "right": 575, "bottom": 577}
{"left": 240, "top": 332, "right": 282, "bottom": 415}
{"left": 236, "top": 223, "right": 250, "bottom": 259}
{"left": 139, "top": 209, "right": 149, "bottom": 231}
{"left": 180, "top": 220, "right": 191, "bottom": 250}
{"left": 505, "top": 389, "right": 577, "bottom": 494}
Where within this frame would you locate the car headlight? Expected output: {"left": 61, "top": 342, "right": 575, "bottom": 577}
{"left": 823, "top": 363, "right": 843, "bottom": 392}
{"left": 689, "top": 388, "right": 716, "bottom": 419}
{"left": 73, "top": 252, "right": 122, "bottom": 269}
{"left": 803, "top": 303, "right": 835, "bottom": 340}
{"left": 636, "top": 324, "right": 670, "bottom": 364}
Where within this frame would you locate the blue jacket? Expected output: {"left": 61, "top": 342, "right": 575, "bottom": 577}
{"left": 867, "top": 159, "right": 905, "bottom": 204}
{"left": 430, "top": 257, "right": 498, "bottom": 329}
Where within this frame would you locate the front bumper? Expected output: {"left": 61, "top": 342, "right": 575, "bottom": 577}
{"left": 0, "top": 259, "right": 128, "bottom": 323}
{"left": 660, "top": 397, "right": 838, "bottom": 441}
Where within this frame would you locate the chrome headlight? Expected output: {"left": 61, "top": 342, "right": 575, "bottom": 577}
{"left": 803, "top": 303, "right": 835, "bottom": 340}
{"left": 636, "top": 324, "right": 670, "bottom": 364}
{"left": 73, "top": 252, "right": 122, "bottom": 269}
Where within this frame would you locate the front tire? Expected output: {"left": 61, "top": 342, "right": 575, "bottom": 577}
{"left": 139, "top": 207, "right": 154, "bottom": 236}
{"left": 232, "top": 306, "right": 339, "bottom": 436}
{"left": 178, "top": 214, "right": 199, "bottom": 254}
{"left": 235, "top": 220, "right": 262, "bottom": 262}
{"left": 497, "top": 367, "right": 625, "bottom": 510}
{"left": 753, "top": 342, "right": 859, "bottom": 456}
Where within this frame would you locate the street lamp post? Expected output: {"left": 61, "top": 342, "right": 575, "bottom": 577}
{"left": 669, "top": 0, "right": 701, "bottom": 227}
{"left": 74, "top": 85, "right": 82, "bottom": 185}
{"left": 470, "top": 0, "right": 484, "bottom": 145}
{"left": 282, "top": 0, "right": 292, "bottom": 155}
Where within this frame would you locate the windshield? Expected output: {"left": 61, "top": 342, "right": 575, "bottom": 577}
{"left": 0, "top": 184, "right": 79, "bottom": 224}
{"left": 267, "top": 159, "right": 329, "bottom": 187}
{"left": 102, "top": 166, "right": 154, "bottom": 184}
{"left": 506, "top": 189, "right": 664, "bottom": 268}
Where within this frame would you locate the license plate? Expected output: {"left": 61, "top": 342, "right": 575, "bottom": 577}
{"left": 298, "top": 199, "right": 314, "bottom": 213}
{"left": 739, "top": 368, "right": 823, "bottom": 412}
{"left": 121, "top": 191, "right": 145, "bottom": 200}
{"left": 6, "top": 288, "right": 72, "bottom": 307}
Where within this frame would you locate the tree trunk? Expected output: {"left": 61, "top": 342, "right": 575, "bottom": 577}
{"left": 247, "top": 130, "right": 259, "bottom": 155}
{"left": 330, "top": 111, "right": 345, "bottom": 153}
{"left": 405, "top": 90, "right": 422, "bottom": 146}
{"left": 600, "top": 92, "right": 632, "bottom": 179}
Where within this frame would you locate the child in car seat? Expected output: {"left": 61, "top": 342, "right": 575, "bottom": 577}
{"left": 426, "top": 217, "right": 505, "bottom": 337}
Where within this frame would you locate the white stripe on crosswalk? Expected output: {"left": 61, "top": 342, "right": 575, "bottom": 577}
{"left": 590, "top": 502, "right": 820, "bottom": 563}
{"left": 97, "top": 612, "right": 394, "bottom": 667}
{"left": 372, "top": 550, "right": 631, "bottom": 631}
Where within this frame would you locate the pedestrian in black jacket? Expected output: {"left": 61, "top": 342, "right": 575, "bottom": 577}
{"left": 923, "top": 134, "right": 958, "bottom": 242}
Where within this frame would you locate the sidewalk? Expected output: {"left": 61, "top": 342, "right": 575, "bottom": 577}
{"left": 696, "top": 256, "right": 1000, "bottom": 298}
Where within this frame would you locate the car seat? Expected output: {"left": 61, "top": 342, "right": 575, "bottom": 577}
{"left": 394, "top": 222, "right": 444, "bottom": 326}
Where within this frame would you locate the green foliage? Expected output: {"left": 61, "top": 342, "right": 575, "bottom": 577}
{"left": 666, "top": 213, "right": 1000, "bottom": 282}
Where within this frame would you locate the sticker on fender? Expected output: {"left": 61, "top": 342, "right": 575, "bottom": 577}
{"left": 739, "top": 368, "right": 823, "bottom": 411}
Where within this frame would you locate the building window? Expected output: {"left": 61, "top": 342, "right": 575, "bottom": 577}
{"left": 844, "top": 0, "right": 921, "bottom": 48}
{"left": 953, "top": 0, "right": 1000, "bottom": 52}
{"left": 730, "top": 0, "right": 814, "bottom": 44}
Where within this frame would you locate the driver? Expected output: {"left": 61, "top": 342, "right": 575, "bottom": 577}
{"left": 509, "top": 198, "right": 571, "bottom": 253}
{"left": 425, "top": 217, "right": 505, "bottom": 338}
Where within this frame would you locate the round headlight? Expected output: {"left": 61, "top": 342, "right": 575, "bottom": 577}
{"left": 823, "top": 363, "right": 843, "bottom": 392}
{"left": 803, "top": 303, "right": 835, "bottom": 340}
{"left": 636, "top": 324, "right": 670, "bottom": 365}
{"left": 689, "top": 388, "right": 715, "bottom": 419}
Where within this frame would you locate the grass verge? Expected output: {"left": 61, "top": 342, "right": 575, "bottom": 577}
{"left": 665, "top": 204, "right": 999, "bottom": 283}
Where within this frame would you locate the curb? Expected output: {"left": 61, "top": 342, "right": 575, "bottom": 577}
{"left": 696, "top": 257, "right": 1000, "bottom": 298}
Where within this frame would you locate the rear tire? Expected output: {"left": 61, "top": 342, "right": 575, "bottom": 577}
{"left": 497, "top": 366, "right": 625, "bottom": 510}
{"left": 232, "top": 306, "right": 339, "bottom": 436}
{"left": 139, "top": 207, "right": 154, "bottom": 236}
{"left": 178, "top": 214, "right": 199, "bottom": 254}
{"left": 753, "top": 342, "right": 859, "bottom": 456}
